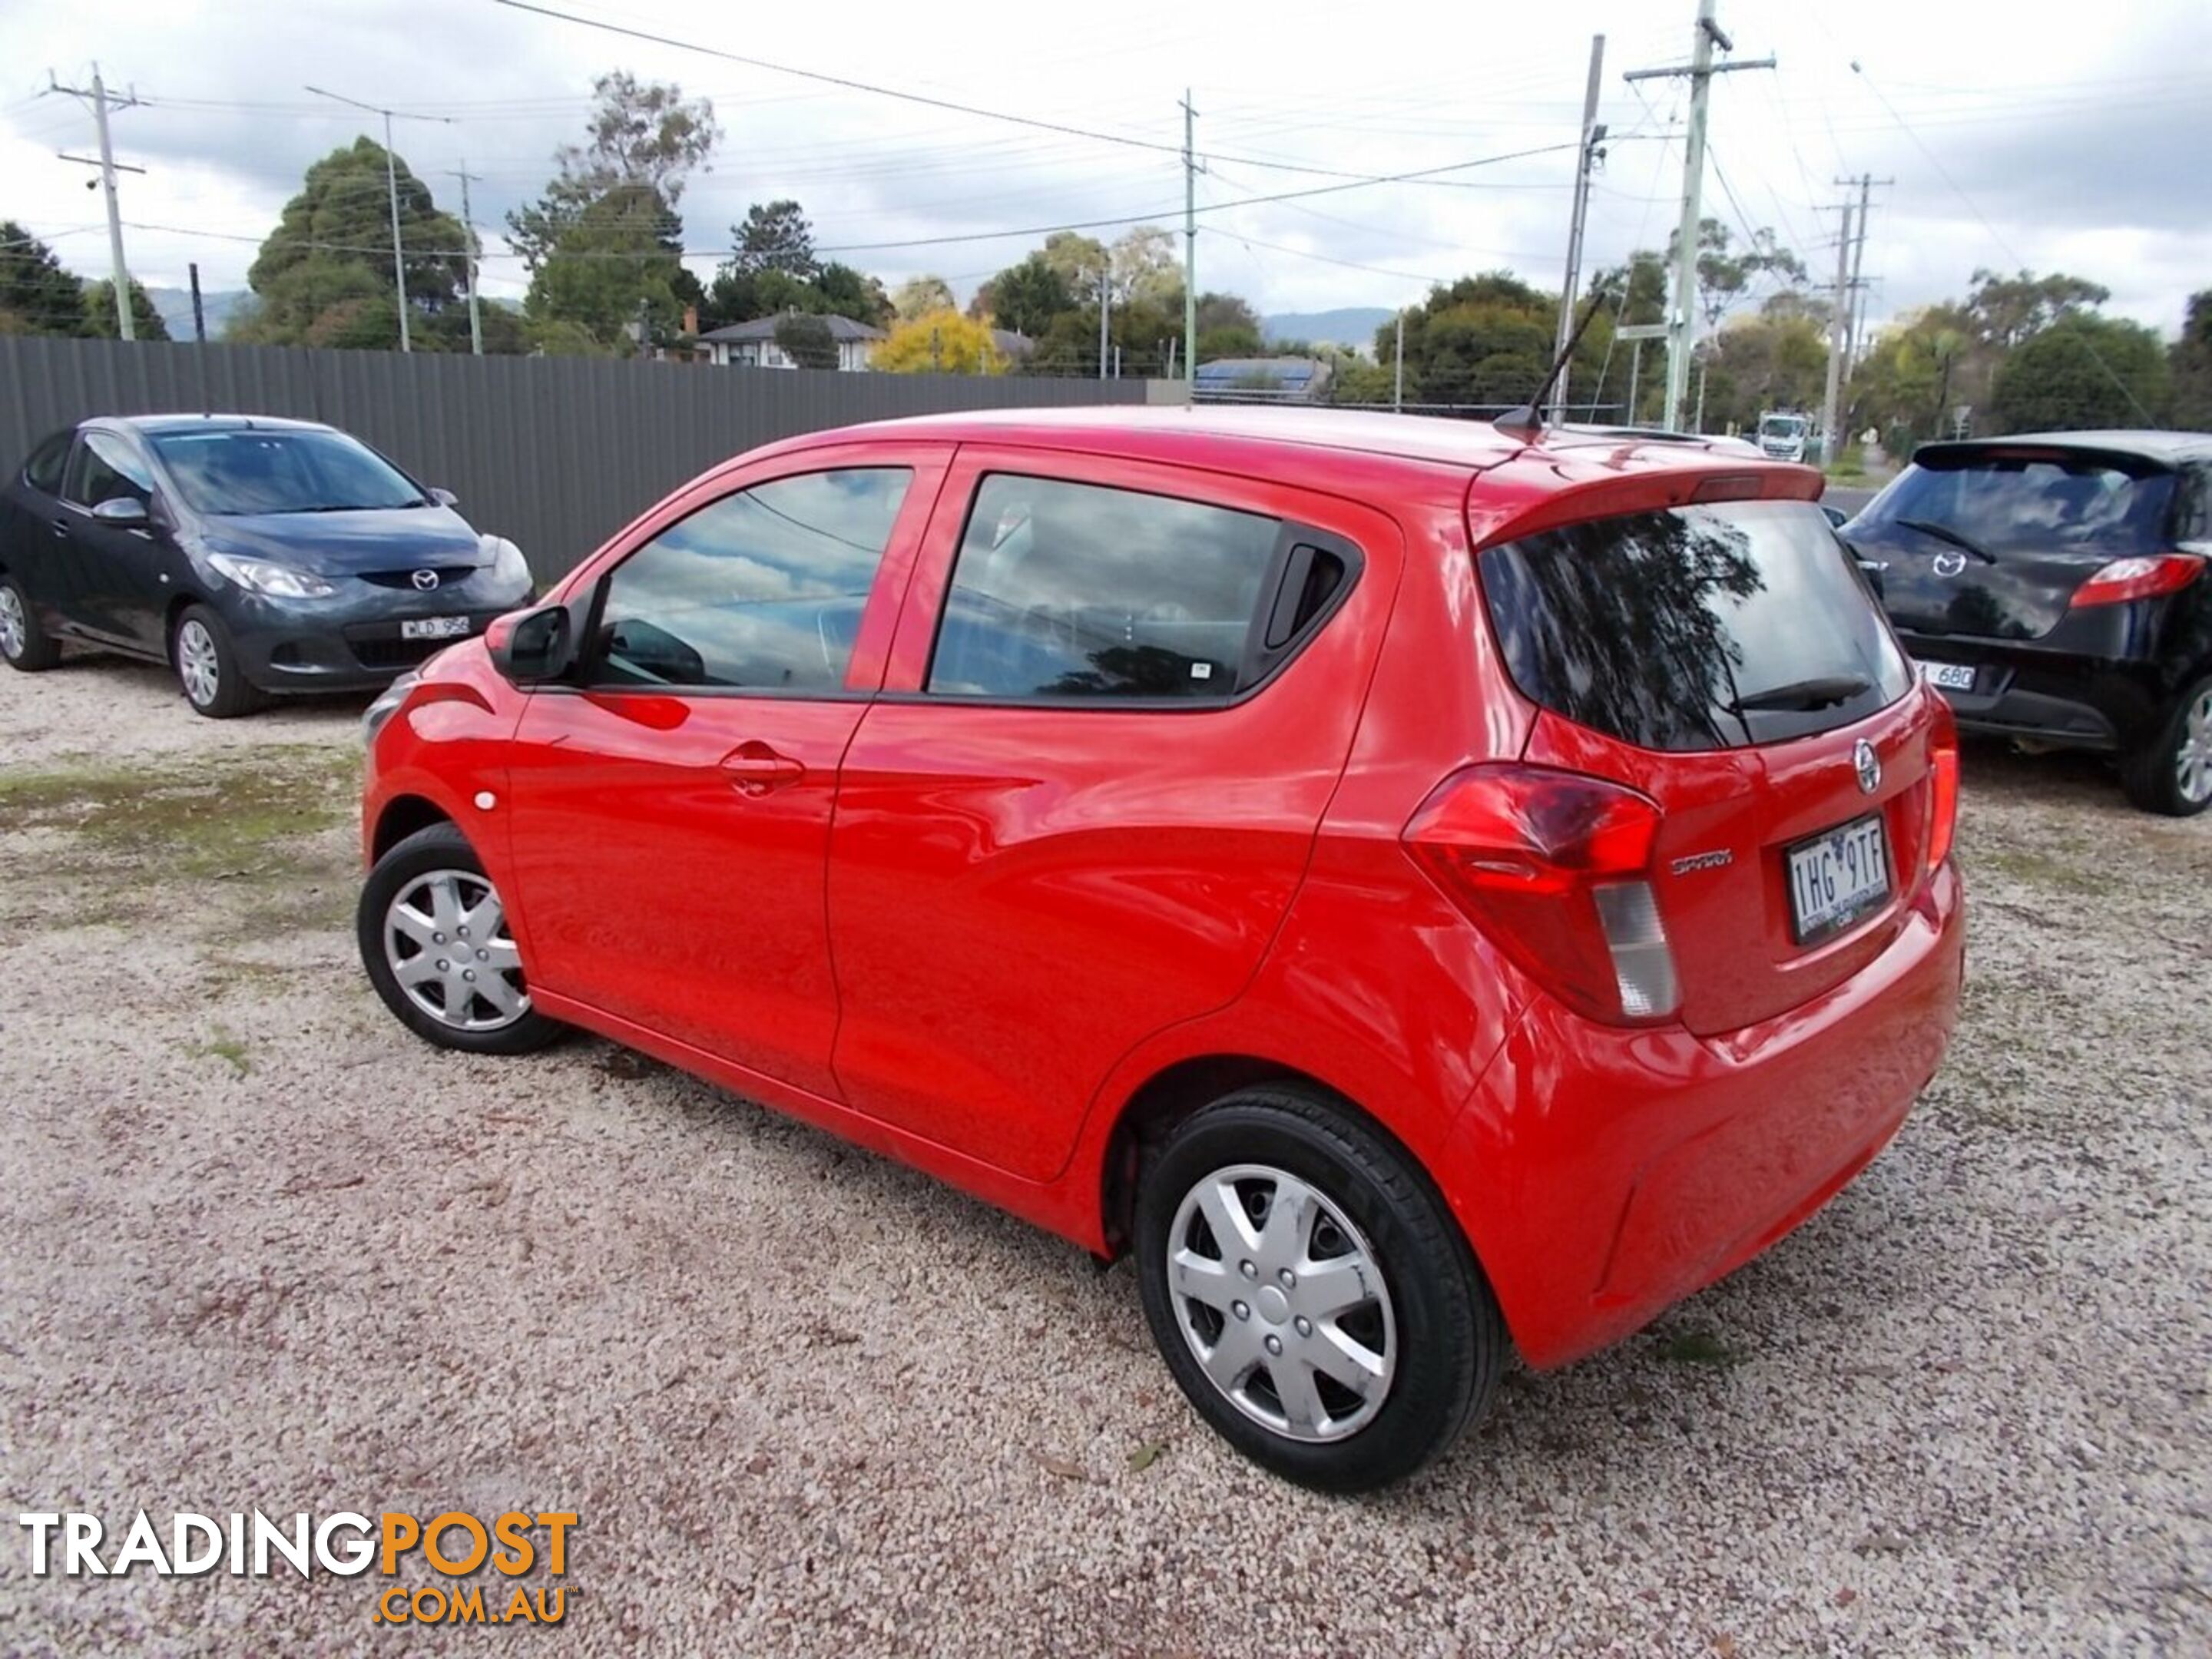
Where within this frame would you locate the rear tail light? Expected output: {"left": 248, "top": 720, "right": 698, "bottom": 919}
{"left": 1926, "top": 697, "right": 1959, "bottom": 870}
{"left": 2068, "top": 553, "right": 2202, "bottom": 608}
{"left": 1402, "top": 765, "right": 1680, "bottom": 1025}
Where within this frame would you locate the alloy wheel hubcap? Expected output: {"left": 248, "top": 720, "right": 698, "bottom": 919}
{"left": 1165, "top": 1163, "right": 1397, "bottom": 1442}
{"left": 177, "top": 620, "right": 220, "bottom": 707}
{"left": 383, "top": 869, "right": 528, "bottom": 1031}
{"left": 0, "top": 588, "right": 24, "bottom": 659}
{"left": 2178, "top": 690, "right": 2212, "bottom": 805}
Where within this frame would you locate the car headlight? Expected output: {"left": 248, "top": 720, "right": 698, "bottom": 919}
{"left": 363, "top": 671, "right": 420, "bottom": 747}
{"left": 485, "top": 537, "right": 531, "bottom": 595}
{"left": 207, "top": 551, "right": 336, "bottom": 599}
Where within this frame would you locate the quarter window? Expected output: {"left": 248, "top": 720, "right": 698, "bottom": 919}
{"left": 584, "top": 468, "right": 911, "bottom": 692}
{"left": 927, "top": 474, "right": 1284, "bottom": 700}
{"left": 21, "top": 430, "right": 71, "bottom": 496}
{"left": 65, "top": 432, "right": 154, "bottom": 509}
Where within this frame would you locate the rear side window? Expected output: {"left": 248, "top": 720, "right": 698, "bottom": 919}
{"left": 926, "top": 474, "right": 1285, "bottom": 700}
{"left": 1479, "top": 499, "right": 1912, "bottom": 751}
{"left": 65, "top": 432, "right": 155, "bottom": 509}
{"left": 584, "top": 468, "right": 910, "bottom": 692}
{"left": 21, "top": 430, "right": 71, "bottom": 495}
{"left": 1859, "top": 452, "right": 2176, "bottom": 556}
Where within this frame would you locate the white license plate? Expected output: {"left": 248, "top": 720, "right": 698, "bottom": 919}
{"left": 1919, "top": 661, "right": 1976, "bottom": 691}
{"left": 1786, "top": 814, "right": 1892, "bottom": 943}
{"left": 400, "top": 616, "right": 472, "bottom": 641}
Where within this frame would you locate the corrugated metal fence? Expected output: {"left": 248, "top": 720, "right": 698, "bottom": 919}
{"left": 0, "top": 338, "right": 1154, "bottom": 580}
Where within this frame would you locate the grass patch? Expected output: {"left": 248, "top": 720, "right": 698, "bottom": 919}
{"left": 187, "top": 1028, "right": 253, "bottom": 1077}
{"left": 1973, "top": 846, "right": 2116, "bottom": 897}
{"left": 0, "top": 747, "right": 359, "bottom": 885}
{"left": 1660, "top": 1329, "right": 1738, "bottom": 1368}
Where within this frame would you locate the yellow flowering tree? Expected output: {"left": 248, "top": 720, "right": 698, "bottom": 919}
{"left": 874, "top": 308, "right": 1005, "bottom": 375}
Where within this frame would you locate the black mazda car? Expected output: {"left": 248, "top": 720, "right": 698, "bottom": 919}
{"left": 0, "top": 414, "right": 533, "bottom": 717}
{"left": 1844, "top": 431, "right": 2212, "bottom": 815}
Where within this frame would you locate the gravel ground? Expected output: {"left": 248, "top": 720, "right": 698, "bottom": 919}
{"left": 2, "top": 654, "right": 2207, "bottom": 1657}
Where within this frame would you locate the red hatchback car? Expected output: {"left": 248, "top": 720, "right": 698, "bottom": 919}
{"left": 357, "top": 407, "right": 1965, "bottom": 1491}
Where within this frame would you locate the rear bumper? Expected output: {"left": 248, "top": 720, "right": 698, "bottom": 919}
{"left": 1896, "top": 631, "right": 2171, "bottom": 753}
{"left": 1448, "top": 859, "right": 1965, "bottom": 1369}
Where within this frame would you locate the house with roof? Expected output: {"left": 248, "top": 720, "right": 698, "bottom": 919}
{"left": 697, "top": 313, "right": 887, "bottom": 371}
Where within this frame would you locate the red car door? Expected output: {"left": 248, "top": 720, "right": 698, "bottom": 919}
{"left": 826, "top": 446, "right": 1402, "bottom": 1182}
{"left": 501, "top": 446, "right": 948, "bottom": 1101}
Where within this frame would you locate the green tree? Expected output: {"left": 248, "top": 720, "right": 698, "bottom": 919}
{"left": 1381, "top": 272, "right": 1591, "bottom": 409}
{"left": 773, "top": 312, "right": 839, "bottom": 369}
{"left": 240, "top": 138, "right": 468, "bottom": 348}
{"left": 510, "top": 72, "right": 720, "bottom": 352}
{"left": 892, "top": 275, "right": 955, "bottom": 322}
{"left": 1668, "top": 217, "right": 1806, "bottom": 329}
{"left": 729, "top": 200, "right": 816, "bottom": 280}
{"left": 1987, "top": 314, "right": 2169, "bottom": 433}
{"left": 1700, "top": 310, "right": 1826, "bottom": 432}
{"left": 972, "top": 253, "right": 1074, "bottom": 337}
{"left": 2170, "top": 291, "right": 2212, "bottom": 432}
{"left": 1965, "top": 268, "right": 2111, "bottom": 351}
{"left": 1195, "top": 290, "right": 1262, "bottom": 359}
{"left": 0, "top": 223, "right": 97, "bottom": 336}
{"left": 82, "top": 277, "right": 171, "bottom": 341}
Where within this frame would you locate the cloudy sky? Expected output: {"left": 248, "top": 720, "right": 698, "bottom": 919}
{"left": 5, "top": 0, "right": 2207, "bottom": 338}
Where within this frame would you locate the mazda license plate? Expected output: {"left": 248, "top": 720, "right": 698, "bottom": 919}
{"left": 1786, "top": 814, "right": 1891, "bottom": 944}
{"left": 400, "top": 616, "right": 472, "bottom": 641}
{"left": 1919, "top": 661, "right": 1975, "bottom": 692}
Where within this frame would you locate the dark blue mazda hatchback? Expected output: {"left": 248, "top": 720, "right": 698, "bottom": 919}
{"left": 0, "top": 414, "right": 533, "bottom": 717}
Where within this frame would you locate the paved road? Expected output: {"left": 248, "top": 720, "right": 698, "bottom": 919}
{"left": 1825, "top": 485, "right": 1878, "bottom": 519}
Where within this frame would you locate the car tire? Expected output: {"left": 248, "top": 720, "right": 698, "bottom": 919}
{"left": 0, "top": 575, "right": 61, "bottom": 671}
{"left": 2120, "top": 674, "right": 2212, "bottom": 817}
{"left": 1134, "top": 1084, "right": 1506, "bottom": 1493}
{"left": 357, "top": 822, "right": 564, "bottom": 1055}
{"left": 172, "top": 603, "right": 266, "bottom": 719}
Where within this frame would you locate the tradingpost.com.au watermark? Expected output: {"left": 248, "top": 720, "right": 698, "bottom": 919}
{"left": 18, "top": 1509, "right": 575, "bottom": 1628}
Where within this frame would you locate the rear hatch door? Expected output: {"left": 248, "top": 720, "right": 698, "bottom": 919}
{"left": 1479, "top": 494, "right": 1936, "bottom": 1036}
{"left": 1848, "top": 442, "right": 2178, "bottom": 639}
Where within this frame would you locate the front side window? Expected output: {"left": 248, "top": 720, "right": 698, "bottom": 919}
{"left": 21, "top": 430, "right": 71, "bottom": 496}
{"left": 585, "top": 468, "right": 912, "bottom": 692}
{"left": 146, "top": 429, "right": 425, "bottom": 515}
{"left": 926, "top": 474, "right": 1282, "bottom": 700}
{"left": 65, "top": 432, "right": 155, "bottom": 509}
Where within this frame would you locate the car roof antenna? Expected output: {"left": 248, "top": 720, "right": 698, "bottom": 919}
{"left": 1494, "top": 283, "right": 1615, "bottom": 440}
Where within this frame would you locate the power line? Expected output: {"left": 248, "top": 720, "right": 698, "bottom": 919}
{"left": 1846, "top": 61, "right": 2154, "bottom": 424}
{"left": 492, "top": 0, "right": 1561, "bottom": 189}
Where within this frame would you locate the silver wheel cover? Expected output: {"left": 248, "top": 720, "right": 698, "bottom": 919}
{"left": 177, "top": 618, "right": 220, "bottom": 707}
{"left": 382, "top": 868, "right": 529, "bottom": 1031}
{"left": 0, "top": 586, "right": 26, "bottom": 660}
{"left": 1165, "top": 1162, "right": 1398, "bottom": 1442}
{"left": 2177, "top": 689, "right": 2212, "bottom": 806}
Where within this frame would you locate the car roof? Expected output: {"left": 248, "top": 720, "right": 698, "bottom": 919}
{"left": 92, "top": 413, "right": 336, "bottom": 438}
{"left": 769, "top": 403, "right": 1786, "bottom": 479}
{"left": 1917, "top": 430, "right": 2212, "bottom": 469}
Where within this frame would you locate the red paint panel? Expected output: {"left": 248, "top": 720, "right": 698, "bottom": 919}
{"left": 826, "top": 445, "right": 1406, "bottom": 1182}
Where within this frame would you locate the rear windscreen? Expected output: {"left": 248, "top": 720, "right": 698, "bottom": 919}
{"left": 1857, "top": 453, "right": 2176, "bottom": 556}
{"left": 1479, "top": 499, "right": 1913, "bottom": 752}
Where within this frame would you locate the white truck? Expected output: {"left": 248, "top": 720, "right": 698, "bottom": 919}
{"left": 1755, "top": 410, "right": 1813, "bottom": 462}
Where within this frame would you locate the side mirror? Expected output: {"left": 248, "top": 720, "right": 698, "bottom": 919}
{"left": 1820, "top": 505, "right": 1849, "bottom": 529}
{"left": 91, "top": 496, "right": 149, "bottom": 526}
{"left": 429, "top": 487, "right": 459, "bottom": 508}
{"left": 485, "top": 603, "right": 574, "bottom": 684}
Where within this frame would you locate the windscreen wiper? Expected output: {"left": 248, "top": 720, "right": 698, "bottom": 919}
{"left": 1731, "top": 674, "right": 1873, "bottom": 713}
{"left": 1896, "top": 518, "right": 1998, "bottom": 564}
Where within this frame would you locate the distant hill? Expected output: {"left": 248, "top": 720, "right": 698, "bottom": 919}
{"left": 145, "top": 286, "right": 249, "bottom": 340}
{"left": 1262, "top": 307, "right": 1392, "bottom": 351}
